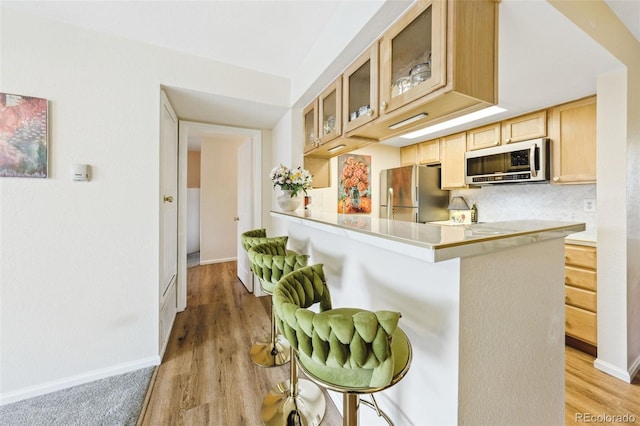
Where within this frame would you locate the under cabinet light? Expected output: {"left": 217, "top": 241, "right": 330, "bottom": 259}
{"left": 401, "top": 106, "right": 507, "bottom": 139}
{"left": 388, "top": 113, "right": 429, "bottom": 130}
{"left": 327, "top": 144, "right": 346, "bottom": 153}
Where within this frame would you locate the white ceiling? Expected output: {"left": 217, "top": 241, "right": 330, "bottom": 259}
{"left": 4, "top": 0, "right": 638, "bottom": 148}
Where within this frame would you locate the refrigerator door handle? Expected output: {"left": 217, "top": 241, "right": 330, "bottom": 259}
{"left": 387, "top": 188, "right": 393, "bottom": 220}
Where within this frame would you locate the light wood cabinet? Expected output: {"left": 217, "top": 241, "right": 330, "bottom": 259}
{"left": 400, "top": 145, "right": 418, "bottom": 165}
{"left": 441, "top": 132, "right": 466, "bottom": 189}
{"left": 304, "top": 157, "right": 330, "bottom": 188}
{"left": 318, "top": 77, "right": 342, "bottom": 146}
{"left": 467, "top": 123, "right": 501, "bottom": 151}
{"left": 565, "top": 244, "right": 597, "bottom": 348}
{"left": 304, "top": 78, "right": 371, "bottom": 159}
{"left": 501, "top": 110, "right": 547, "bottom": 144}
{"left": 378, "top": 0, "right": 447, "bottom": 116}
{"left": 303, "top": 100, "right": 319, "bottom": 154}
{"left": 352, "top": 0, "right": 498, "bottom": 141}
{"left": 343, "top": 43, "right": 379, "bottom": 134}
{"left": 549, "top": 96, "right": 597, "bottom": 184}
{"left": 419, "top": 138, "right": 440, "bottom": 165}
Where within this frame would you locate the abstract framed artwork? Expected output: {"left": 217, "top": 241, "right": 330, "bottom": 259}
{"left": 337, "top": 154, "right": 371, "bottom": 214}
{"left": 0, "top": 93, "right": 49, "bottom": 178}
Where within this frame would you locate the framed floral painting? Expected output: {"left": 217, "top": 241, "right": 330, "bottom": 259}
{"left": 0, "top": 93, "right": 48, "bottom": 178}
{"left": 338, "top": 154, "right": 371, "bottom": 214}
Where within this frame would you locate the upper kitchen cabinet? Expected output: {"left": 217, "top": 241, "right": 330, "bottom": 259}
{"left": 467, "top": 122, "right": 501, "bottom": 151}
{"left": 549, "top": 96, "right": 596, "bottom": 184}
{"left": 318, "top": 76, "right": 342, "bottom": 145}
{"left": 501, "top": 110, "right": 547, "bottom": 144}
{"left": 352, "top": 0, "right": 498, "bottom": 141}
{"left": 419, "top": 138, "right": 440, "bottom": 165}
{"left": 343, "top": 44, "right": 379, "bottom": 134}
{"left": 305, "top": 77, "right": 372, "bottom": 159}
{"left": 303, "top": 99, "right": 319, "bottom": 154}
{"left": 441, "top": 132, "right": 467, "bottom": 189}
{"left": 400, "top": 144, "right": 418, "bottom": 165}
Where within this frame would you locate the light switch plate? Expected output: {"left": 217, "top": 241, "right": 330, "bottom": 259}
{"left": 584, "top": 198, "right": 596, "bottom": 213}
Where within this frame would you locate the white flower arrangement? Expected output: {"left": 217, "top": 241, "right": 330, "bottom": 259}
{"left": 270, "top": 164, "right": 312, "bottom": 197}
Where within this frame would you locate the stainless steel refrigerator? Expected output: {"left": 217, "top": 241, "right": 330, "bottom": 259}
{"left": 379, "top": 165, "right": 450, "bottom": 223}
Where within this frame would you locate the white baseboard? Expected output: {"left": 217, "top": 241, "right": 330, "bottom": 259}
{"left": 594, "top": 356, "right": 638, "bottom": 383}
{"left": 199, "top": 256, "right": 236, "bottom": 265}
{"left": 0, "top": 356, "right": 161, "bottom": 406}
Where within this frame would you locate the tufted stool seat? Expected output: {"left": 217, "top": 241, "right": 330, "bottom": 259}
{"left": 271, "top": 264, "right": 412, "bottom": 426}
{"left": 240, "top": 229, "right": 290, "bottom": 368}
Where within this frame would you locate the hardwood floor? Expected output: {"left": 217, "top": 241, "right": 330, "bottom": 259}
{"left": 142, "top": 262, "right": 640, "bottom": 425}
{"left": 140, "top": 262, "right": 341, "bottom": 425}
{"left": 565, "top": 345, "right": 640, "bottom": 425}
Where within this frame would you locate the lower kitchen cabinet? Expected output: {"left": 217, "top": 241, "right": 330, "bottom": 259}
{"left": 564, "top": 243, "right": 597, "bottom": 352}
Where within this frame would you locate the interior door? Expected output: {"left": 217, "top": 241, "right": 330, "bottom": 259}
{"left": 236, "top": 140, "right": 253, "bottom": 292}
{"left": 159, "top": 91, "right": 178, "bottom": 352}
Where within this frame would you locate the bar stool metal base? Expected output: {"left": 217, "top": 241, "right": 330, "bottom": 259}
{"left": 261, "top": 379, "right": 326, "bottom": 426}
{"left": 250, "top": 334, "right": 291, "bottom": 367}
{"left": 344, "top": 394, "right": 394, "bottom": 426}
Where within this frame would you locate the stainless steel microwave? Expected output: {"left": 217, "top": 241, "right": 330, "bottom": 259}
{"left": 465, "top": 138, "right": 550, "bottom": 185}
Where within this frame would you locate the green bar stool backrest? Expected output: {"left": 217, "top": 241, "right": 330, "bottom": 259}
{"left": 273, "top": 264, "right": 405, "bottom": 390}
{"left": 248, "top": 242, "right": 309, "bottom": 294}
{"left": 240, "top": 228, "right": 288, "bottom": 253}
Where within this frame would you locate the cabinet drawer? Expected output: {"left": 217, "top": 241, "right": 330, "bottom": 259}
{"left": 565, "top": 305, "right": 597, "bottom": 345}
{"left": 565, "top": 244, "right": 596, "bottom": 269}
{"left": 565, "top": 265, "right": 597, "bottom": 291}
{"left": 565, "top": 285, "right": 596, "bottom": 312}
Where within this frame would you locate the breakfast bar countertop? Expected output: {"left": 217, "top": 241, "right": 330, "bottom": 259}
{"left": 272, "top": 210, "right": 585, "bottom": 263}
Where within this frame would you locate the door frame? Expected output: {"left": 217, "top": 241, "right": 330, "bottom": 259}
{"left": 176, "top": 121, "right": 262, "bottom": 311}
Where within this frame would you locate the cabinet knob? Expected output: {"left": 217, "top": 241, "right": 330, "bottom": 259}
{"left": 553, "top": 176, "right": 560, "bottom": 182}
{"left": 505, "top": 138, "right": 511, "bottom": 143}
{"left": 381, "top": 102, "right": 388, "bottom": 111}
{"left": 367, "top": 109, "right": 374, "bottom": 117}
{"left": 494, "top": 141, "right": 499, "bottom": 145}
{"left": 163, "top": 195, "right": 174, "bottom": 203}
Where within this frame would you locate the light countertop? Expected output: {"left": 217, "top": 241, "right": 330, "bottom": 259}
{"left": 565, "top": 230, "right": 597, "bottom": 247}
{"left": 272, "top": 210, "right": 586, "bottom": 262}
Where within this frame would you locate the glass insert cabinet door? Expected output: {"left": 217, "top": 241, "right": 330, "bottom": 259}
{"left": 303, "top": 99, "right": 318, "bottom": 153}
{"left": 343, "top": 43, "right": 379, "bottom": 134}
{"left": 318, "top": 77, "right": 342, "bottom": 145}
{"left": 379, "top": 0, "right": 447, "bottom": 115}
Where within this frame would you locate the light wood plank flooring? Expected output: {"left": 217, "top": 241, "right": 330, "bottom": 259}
{"left": 140, "top": 262, "right": 341, "bottom": 425}
{"left": 142, "top": 262, "right": 640, "bottom": 425}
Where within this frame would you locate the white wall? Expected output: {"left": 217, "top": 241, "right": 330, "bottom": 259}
{"left": 0, "top": 7, "right": 289, "bottom": 402}
{"left": 200, "top": 136, "right": 245, "bottom": 264}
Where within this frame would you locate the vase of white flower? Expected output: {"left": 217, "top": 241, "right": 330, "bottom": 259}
{"left": 270, "top": 164, "right": 312, "bottom": 212}
{"left": 276, "top": 189, "right": 302, "bottom": 212}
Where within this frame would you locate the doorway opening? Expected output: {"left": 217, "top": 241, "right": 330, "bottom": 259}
{"left": 176, "top": 121, "right": 262, "bottom": 311}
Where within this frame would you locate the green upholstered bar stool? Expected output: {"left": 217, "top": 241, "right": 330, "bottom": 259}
{"left": 271, "top": 264, "right": 412, "bottom": 426}
{"left": 260, "top": 263, "right": 332, "bottom": 426}
{"left": 240, "top": 229, "right": 290, "bottom": 367}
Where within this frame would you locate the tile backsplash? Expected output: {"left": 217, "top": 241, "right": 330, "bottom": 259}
{"left": 453, "top": 183, "right": 597, "bottom": 232}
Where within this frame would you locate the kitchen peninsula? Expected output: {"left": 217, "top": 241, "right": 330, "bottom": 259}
{"left": 272, "top": 210, "right": 584, "bottom": 425}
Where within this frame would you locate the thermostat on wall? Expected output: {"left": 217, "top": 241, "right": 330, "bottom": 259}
{"left": 72, "top": 164, "right": 89, "bottom": 181}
